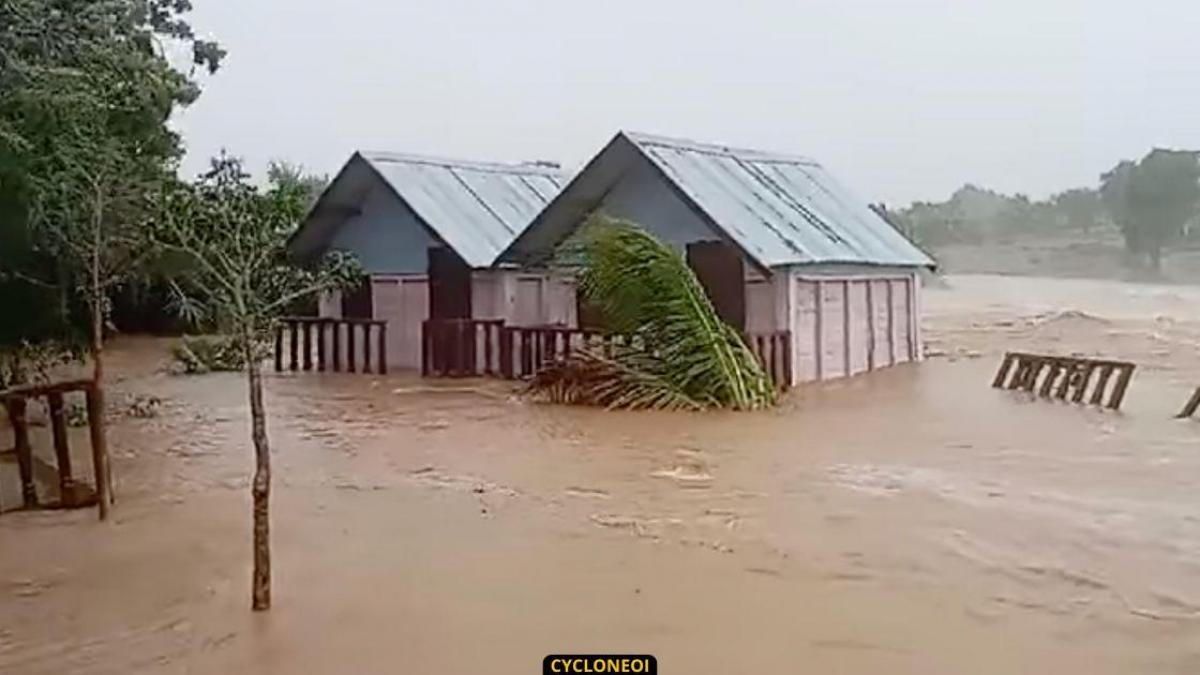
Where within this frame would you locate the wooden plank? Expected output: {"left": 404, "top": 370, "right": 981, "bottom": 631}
{"left": 85, "top": 386, "right": 110, "bottom": 520}
{"left": 865, "top": 281, "right": 876, "bottom": 371}
{"left": 362, "top": 324, "right": 373, "bottom": 374}
{"left": 1108, "top": 366, "right": 1134, "bottom": 410}
{"left": 1177, "top": 387, "right": 1200, "bottom": 419}
{"left": 1054, "top": 363, "right": 1075, "bottom": 400}
{"left": 842, "top": 280, "right": 852, "bottom": 376}
{"left": 1038, "top": 361, "right": 1061, "bottom": 398}
{"left": 288, "top": 321, "right": 299, "bottom": 371}
{"left": 887, "top": 280, "right": 897, "bottom": 366}
{"left": 47, "top": 392, "right": 76, "bottom": 508}
{"left": 378, "top": 323, "right": 388, "bottom": 375}
{"left": 7, "top": 399, "right": 37, "bottom": 508}
{"left": 814, "top": 281, "right": 824, "bottom": 380}
{"left": 992, "top": 353, "right": 1016, "bottom": 388}
{"left": 302, "top": 322, "right": 312, "bottom": 371}
{"left": 1090, "top": 365, "right": 1114, "bottom": 405}
{"left": 1071, "top": 364, "right": 1096, "bottom": 403}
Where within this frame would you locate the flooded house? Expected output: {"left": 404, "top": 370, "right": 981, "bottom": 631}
{"left": 499, "top": 132, "right": 937, "bottom": 386}
{"left": 288, "top": 151, "right": 568, "bottom": 370}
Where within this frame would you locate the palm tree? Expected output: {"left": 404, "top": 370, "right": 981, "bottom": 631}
{"left": 527, "top": 216, "right": 776, "bottom": 410}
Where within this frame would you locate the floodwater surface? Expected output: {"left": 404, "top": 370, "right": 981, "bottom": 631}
{"left": 1, "top": 274, "right": 1199, "bottom": 674}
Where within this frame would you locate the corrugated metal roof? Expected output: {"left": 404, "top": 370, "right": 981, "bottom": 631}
{"left": 360, "top": 151, "right": 566, "bottom": 268}
{"left": 623, "top": 132, "right": 934, "bottom": 268}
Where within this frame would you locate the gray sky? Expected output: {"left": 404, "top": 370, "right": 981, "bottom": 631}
{"left": 174, "top": 0, "right": 1200, "bottom": 206}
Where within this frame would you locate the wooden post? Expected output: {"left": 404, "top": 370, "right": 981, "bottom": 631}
{"left": 886, "top": 279, "right": 897, "bottom": 367}
{"left": 1090, "top": 365, "right": 1114, "bottom": 406}
{"left": 1108, "top": 365, "right": 1134, "bottom": 410}
{"left": 421, "top": 321, "right": 431, "bottom": 377}
{"left": 842, "top": 280, "right": 851, "bottom": 375}
{"left": 288, "top": 320, "right": 298, "bottom": 371}
{"left": 1177, "top": 387, "right": 1200, "bottom": 419}
{"left": 85, "top": 385, "right": 110, "bottom": 520}
{"left": 520, "top": 330, "right": 531, "bottom": 378}
{"left": 782, "top": 331, "right": 793, "bottom": 389}
{"left": 377, "top": 322, "right": 388, "bottom": 375}
{"left": 500, "top": 328, "right": 514, "bottom": 379}
{"left": 1072, "top": 364, "right": 1096, "bottom": 404}
{"left": 483, "top": 323, "right": 494, "bottom": 375}
{"left": 316, "top": 320, "right": 327, "bottom": 372}
{"left": 301, "top": 321, "right": 312, "bottom": 371}
{"left": 992, "top": 353, "right": 1016, "bottom": 388}
{"left": 1021, "top": 359, "right": 1045, "bottom": 392}
{"left": 47, "top": 392, "right": 77, "bottom": 508}
{"left": 347, "top": 322, "right": 357, "bottom": 373}
{"left": 1038, "top": 361, "right": 1061, "bottom": 398}
{"left": 274, "top": 326, "right": 283, "bottom": 372}
{"left": 332, "top": 321, "right": 342, "bottom": 372}
{"left": 1054, "top": 363, "right": 1075, "bottom": 400}
{"left": 362, "top": 324, "right": 373, "bottom": 374}
{"left": 7, "top": 399, "right": 36, "bottom": 508}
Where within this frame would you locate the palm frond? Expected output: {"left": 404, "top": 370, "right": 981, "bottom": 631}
{"left": 529, "top": 216, "right": 777, "bottom": 411}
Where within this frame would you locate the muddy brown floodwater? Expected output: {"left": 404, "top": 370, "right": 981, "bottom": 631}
{"left": 2, "top": 274, "right": 1199, "bottom": 674}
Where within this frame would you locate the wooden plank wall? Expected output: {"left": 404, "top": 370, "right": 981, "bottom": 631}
{"left": 792, "top": 273, "right": 920, "bottom": 384}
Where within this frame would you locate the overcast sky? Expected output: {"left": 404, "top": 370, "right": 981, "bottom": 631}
{"left": 174, "top": 0, "right": 1200, "bottom": 206}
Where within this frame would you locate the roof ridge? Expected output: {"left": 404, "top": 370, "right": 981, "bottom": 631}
{"left": 622, "top": 131, "right": 821, "bottom": 166}
{"left": 359, "top": 150, "right": 564, "bottom": 176}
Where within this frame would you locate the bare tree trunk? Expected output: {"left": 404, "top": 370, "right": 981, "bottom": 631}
{"left": 90, "top": 207, "right": 112, "bottom": 520}
{"left": 243, "top": 331, "right": 272, "bottom": 611}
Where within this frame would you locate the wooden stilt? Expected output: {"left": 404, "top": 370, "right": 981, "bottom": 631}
{"left": 47, "top": 392, "right": 76, "bottom": 507}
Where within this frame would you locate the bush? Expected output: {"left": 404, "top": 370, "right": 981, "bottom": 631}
{"left": 171, "top": 335, "right": 246, "bottom": 374}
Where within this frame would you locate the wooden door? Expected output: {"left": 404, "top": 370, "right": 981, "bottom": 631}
{"left": 686, "top": 241, "right": 746, "bottom": 331}
{"left": 341, "top": 276, "right": 374, "bottom": 319}
{"left": 428, "top": 247, "right": 472, "bottom": 319}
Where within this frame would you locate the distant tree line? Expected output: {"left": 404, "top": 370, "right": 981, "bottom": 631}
{"left": 881, "top": 149, "right": 1200, "bottom": 272}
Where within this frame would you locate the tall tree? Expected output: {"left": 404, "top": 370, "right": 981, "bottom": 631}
{"left": 153, "top": 156, "right": 358, "bottom": 610}
{"left": 0, "top": 0, "right": 223, "bottom": 509}
{"left": 1052, "top": 188, "right": 1103, "bottom": 234}
{"left": 1101, "top": 150, "right": 1200, "bottom": 271}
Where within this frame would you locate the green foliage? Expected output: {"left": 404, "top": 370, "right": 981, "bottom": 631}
{"left": 527, "top": 216, "right": 776, "bottom": 411}
{"left": 151, "top": 153, "right": 360, "bottom": 345}
{"left": 171, "top": 335, "right": 246, "bottom": 374}
{"left": 0, "top": 0, "right": 223, "bottom": 350}
{"left": 1101, "top": 150, "right": 1200, "bottom": 270}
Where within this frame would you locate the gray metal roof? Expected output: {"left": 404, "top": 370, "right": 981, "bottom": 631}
{"left": 501, "top": 132, "right": 934, "bottom": 270}
{"left": 291, "top": 151, "right": 566, "bottom": 269}
{"left": 624, "top": 133, "right": 933, "bottom": 268}
{"left": 361, "top": 152, "right": 566, "bottom": 268}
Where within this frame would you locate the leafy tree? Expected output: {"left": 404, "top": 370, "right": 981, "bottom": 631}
{"left": 1101, "top": 150, "right": 1200, "bottom": 271}
{"left": 1052, "top": 188, "right": 1103, "bottom": 234}
{"left": 152, "top": 155, "right": 359, "bottom": 610}
{"left": 528, "top": 216, "right": 775, "bottom": 410}
{"left": 266, "top": 161, "right": 328, "bottom": 212}
{"left": 1, "top": 0, "right": 223, "bottom": 515}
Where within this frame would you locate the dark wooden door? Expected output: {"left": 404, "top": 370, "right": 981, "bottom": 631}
{"left": 686, "top": 241, "right": 746, "bottom": 331}
{"left": 341, "top": 276, "right": 374, "bottom": 319}
{"left": 427, "top": 247, "right": 472, "bottom": 319}
{"left": 427, "top": 247, "right": 474, "bottom": 374}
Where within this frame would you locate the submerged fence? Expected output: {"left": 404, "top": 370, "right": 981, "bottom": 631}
{"left": 0, "top": 379, "right": 109, "bottom": 518}
{"left": 274, "top": 317, "right": 387, "bottom": 374}
{"left": 992, "top": 352, "right": 1136, "bottom": 411}
{"left": 422, "top": 319, "right": 792, "bottom": 389}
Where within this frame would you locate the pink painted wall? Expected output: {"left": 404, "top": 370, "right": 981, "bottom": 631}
{"left": 788, "top": 271, "right": 922, "bottom": 386}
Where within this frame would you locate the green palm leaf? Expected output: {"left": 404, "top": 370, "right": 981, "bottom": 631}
{"left": 526, "top": 216, "right": 777, "bottom": 410}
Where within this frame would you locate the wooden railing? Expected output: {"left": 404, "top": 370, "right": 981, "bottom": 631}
{"left": 992, "top": 352, "right": 1136, "bottom": 410}
{"left": 421, "top": 319, "right": 505, "bottom": 377}
{"left": 502, "top": 326, "right": 603, "bottom": 380}
{"left": 748, "top": 330, "right": 793, "bottom": 390}
{"left": 422, "top": 319, "right": 796, "bottom": 390}
{"left": 275, "top": 317, "right": 387, "bottom": 374}
{"left": 1, "top": 379, "right": 108, "bottom": 518}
